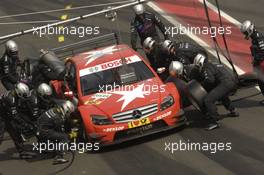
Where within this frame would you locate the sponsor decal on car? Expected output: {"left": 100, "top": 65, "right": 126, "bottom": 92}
{"left": 154, "top": 111, "right": 172, "bottom": 121}
{"left": 103, "top": 126, "right": 125, "bottom": 132}
{"left": 79, "top": 55, "right": 141, "bottom": 76}
{"left": 84, "top": 93, "right": 112, "bottom": 105}
{"left": 128, "top": 117, "right": 150, "bottom": 129}
{"left": 84, "top": 99, "right": 103, "bottom": 105}
{"left": 92, "top": 93, "right": 112, "bottom": 99}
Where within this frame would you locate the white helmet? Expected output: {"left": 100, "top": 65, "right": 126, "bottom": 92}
{"left": 240, "top": 20, "right": 255, "bottom": 39}
{"left": 37, "top": 83, "right": 52, "bottom": 97}
{"left": 193, "top": 53, "right": 206, "bottom": 70}
{"left": 143, "top": 37, "right": 156, "bottom": 50}
{"left": 169, "top": 61, "right": 184, "bottom": 76}
{"left": 162, "top": 40, "right": 175, "bottom": 54}
{"left": 5, "top": 40, "right": 18, "bottom": 56}
{"left": 61, "top": 100, "right": 75, "bottom": 117}
{"left": 133, "top": 4, "right": 145, "bottom": 15}
{"left": 15, "top": 82, "right": 30, "bottom": 98}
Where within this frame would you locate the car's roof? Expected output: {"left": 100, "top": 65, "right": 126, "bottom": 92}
{"left": 70, "top": 44, "right": 138, "bottom": 70}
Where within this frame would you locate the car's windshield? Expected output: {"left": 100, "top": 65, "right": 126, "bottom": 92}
{"left": 80, "top": 60, "right": 154, "bottom": 96}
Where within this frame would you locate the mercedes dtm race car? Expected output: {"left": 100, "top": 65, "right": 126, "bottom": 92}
{"left": 51, "top": 42, "right": 187, "bottom": 145}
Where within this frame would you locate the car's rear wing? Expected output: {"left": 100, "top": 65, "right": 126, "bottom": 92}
{"left": 50, "top": 32, "right": 119, "bottom": 59}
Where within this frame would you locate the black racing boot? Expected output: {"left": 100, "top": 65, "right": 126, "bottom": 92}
{"left": 205, "top": 122, "right": 220, "bottom": 131}
{"left": 259, "top": 100, "right": 264, "bottom": 106}
{"left": 53, "top": 154, "right": 68, "bottom": 165}
{"left": 19, "top": 151, "right": 37, "bottom": 159}
{"left": 205, "top": 116, "right": 220, "bottom": 131}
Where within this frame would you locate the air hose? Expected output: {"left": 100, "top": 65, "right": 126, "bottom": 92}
{"left": 202, "top": 0, "right": 239, "bottom": 79}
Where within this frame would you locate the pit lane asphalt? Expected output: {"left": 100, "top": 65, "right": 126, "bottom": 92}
{"left": 0, "top": 0, "right": 264, "bottom": 175}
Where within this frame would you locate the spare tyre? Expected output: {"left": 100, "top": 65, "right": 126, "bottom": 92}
{"left": 187, "top": 80, "right": 207, "bottom": 111}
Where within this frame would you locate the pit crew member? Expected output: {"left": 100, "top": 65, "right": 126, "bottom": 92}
{"left": 0, "top": 82, "right": 36, "bottom": 159}
{"left": 37, "top": 100, "right": 75, "bottom": 165}
{"left": 143, "top": 37, "right": 171, "bottom": 79}
{"left": 130, "top": 4, "right": 169, "bottom": 51}
{"left": 241, "top": 20, "right": 264, "bottom": 105}
{"left": 162, "top": 40, "right": 207, "bottom": 65}
{"left": 166, "top": 61, "right": 191, "bottom": 107}
{"left": 26, "top": 83, "right": 55, "bottom": 116}
{"left": 0, "top": 40, "right": 20, "bottom": 90}
{"left": 192, "top": 54, "right": 239, "bottom": 130}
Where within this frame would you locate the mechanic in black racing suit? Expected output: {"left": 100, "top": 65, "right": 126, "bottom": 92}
{"left": 27, "top": 83, "right": 55, "bottom": 118}
{"left": 0, "top": 82, "right": 36, "bottom": 159}
{"left": 35, "top": 83, "right": 56, "bottom": 111}
{"left": 37, "top": 100, "right": 75, "bottom": 165}
{"left": 166, "top": 61, "right": 191, "bottom": 108}
{"left": 161, "top": 40, "right": 208, "bottom": 65}
{"left": 130, "top": 4, "right": 169, "bottom": 51}
{"left": 241, "top": 20, "right": 264, "bottom": 105}
{"left": 191, "top": 54, "right": 239, "bottom": 130}
{"left": 143, "top": 37, "right": 171, "bottom": 80}
{"left": 0, "top": 40, "right": 21, "bottom": 90}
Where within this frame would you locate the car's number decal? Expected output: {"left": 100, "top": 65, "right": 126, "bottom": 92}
{"left": 128, "top": 117, "right": 150, "bottom": 129}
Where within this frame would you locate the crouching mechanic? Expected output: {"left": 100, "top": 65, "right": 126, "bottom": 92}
{"left": 166, "top": 61, "right": 191, "bottom": 108}
{"left": 130, "top": 4, "right": 169, "bottom": 51}
{"left": 24, "top": 83, "right": 55, "bottom": 119}
{"left": 37, "top": 100, "right": 75, "bottom": 165}
{"left": 143, "top": 37, "right": 171, "bottom": 79}
{"left": 161, "top": 40, "right": 207, "bottom": 65}
{"left": 240, "top": 20, "right": 264, "bottom": 105}
{"left": 0, "top": 82, "right": 36, "bottom": 159}
{"left": 192, "top": 54, "right": 239, "bottom": 130}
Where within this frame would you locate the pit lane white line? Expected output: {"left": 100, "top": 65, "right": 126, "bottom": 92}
{"left": 0, "top": 0, "right": 135, "bottom": 19}
{"left": 147, "top": 1, "right": 261, "bottom": 91}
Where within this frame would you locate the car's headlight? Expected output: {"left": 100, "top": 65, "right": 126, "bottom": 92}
{"left": 91, "top": 115, "right": 113, "bottom": 125}
{"left": 160, "top": 95, "right": 174, "bottom": 111}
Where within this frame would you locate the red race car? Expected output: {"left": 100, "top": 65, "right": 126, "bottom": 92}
{"left": 51, "top": 39, "right": 187, "bottom": 145}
